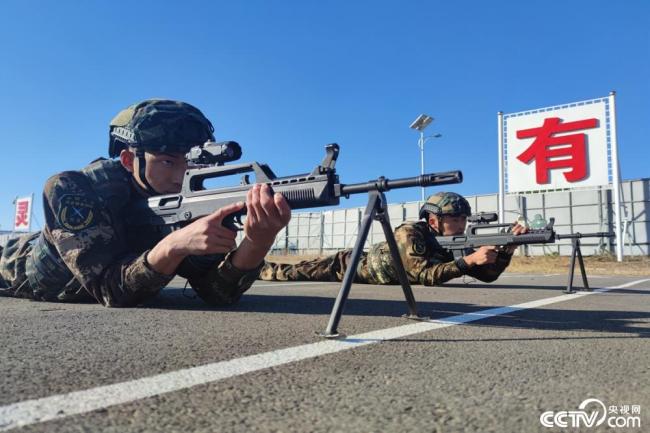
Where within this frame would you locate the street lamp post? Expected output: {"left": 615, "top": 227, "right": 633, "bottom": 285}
{"left": 410, "top": 114, "right": 441, "bottom": 201}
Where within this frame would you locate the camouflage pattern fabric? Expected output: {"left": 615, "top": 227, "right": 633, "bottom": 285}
{"left": 259, "top": 250, "right": 378, "bottom": 283}
{"left": 0, "top": 232, "right": 39, "bottom": 298}
{"left": 260, "top": 221, "right": 512, "bottom": 286}
{"left": 0, "top": 159, "right": 259, "bottom": 307}
{"left": 419, "top": 191, "right": 472, "bottom": 219}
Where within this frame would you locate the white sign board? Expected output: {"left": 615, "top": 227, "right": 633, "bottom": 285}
{"left": 503, "top": 98, "right": 610, "bottom": 193}
{"left": 13, "top": 195, "right": 32, "bottom": 231}
{"left": 498, "top": 93, "right": 623, "bottom": 262}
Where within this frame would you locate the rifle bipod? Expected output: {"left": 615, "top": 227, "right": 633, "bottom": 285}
{"left": 565, "top": 236, "right": 590, "bottom": 294}
{"left": 319, "top": 190, "right": 429, "bottom": 338}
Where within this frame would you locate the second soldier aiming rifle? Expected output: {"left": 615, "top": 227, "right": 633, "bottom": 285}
{"left": 129, "top": 142, "right": 463, "bottom": 337}
{"left": 435, "top": 212, "right": 614, "bottom": 294}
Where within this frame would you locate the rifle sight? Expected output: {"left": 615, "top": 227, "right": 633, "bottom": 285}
{"left": 187, "top": 141, "right": 242, "bottom": 166}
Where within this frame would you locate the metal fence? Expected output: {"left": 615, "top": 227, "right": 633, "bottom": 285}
{"left": 271, "top": 178, "right": 650, "bottom": 256}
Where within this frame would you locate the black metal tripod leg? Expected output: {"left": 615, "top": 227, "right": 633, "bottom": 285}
{"left": 576, "top": 241, "right": 590, "bottom": 291}
{"left": 377, "top": 210, "right": 424, "bottom": 319}
{"left": 565, "top": 238, "right": 578, "bottom": 294}
{"left": 320, "top": 192, "right": 379, "bottom": 338}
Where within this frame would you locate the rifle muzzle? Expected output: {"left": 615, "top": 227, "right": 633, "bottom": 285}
{"left": 340, "top": 170, "right": 463, "bottom": 195}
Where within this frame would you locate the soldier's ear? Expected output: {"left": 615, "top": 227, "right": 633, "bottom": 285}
{"left": 428, "top": 214, "right": 440, "bottom": 232}
{"left": 119, "top": 149, "right": 136, "bottom": 173}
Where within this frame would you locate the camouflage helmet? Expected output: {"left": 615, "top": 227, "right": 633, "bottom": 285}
{"left": 109, "top": 99, "right": 215, "bottom": 158}
{"left": 419, "top": 192, "right": 471, "bottom": 219}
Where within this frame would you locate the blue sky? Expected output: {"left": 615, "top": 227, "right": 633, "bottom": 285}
{"left": 1, "top": 0, "right": 648, "bottom": 231}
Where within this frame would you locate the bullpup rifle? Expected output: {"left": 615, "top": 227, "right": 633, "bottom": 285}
{"left": 129, "top": 142, "right": 463, "bottom": 232}
{"left": 435, "top": 212, "right": 614, "bottom": 293}
{"left": 435, "top": 212, "right": 557, "bottom": 259}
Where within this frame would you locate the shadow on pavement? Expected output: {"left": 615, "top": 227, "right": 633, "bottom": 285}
{"left": 147, "top": 289, "right": 650, "bottom": 337}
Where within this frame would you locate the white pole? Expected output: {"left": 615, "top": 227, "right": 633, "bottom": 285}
{"left": 420, "top": 131, "right": 425, "bottom": 202}
{"left": 12, "top": 196, "right": 17, "bottom": 234}
{"left": 609, "top": 91, "right": 623, "bottom": 262}
{"left": 497, "top": 111, "right": 505, "bottom": 223}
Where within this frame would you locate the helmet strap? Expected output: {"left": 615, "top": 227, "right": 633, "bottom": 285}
{"left": 134, "top": 150, "right": 157, "bottom": 195}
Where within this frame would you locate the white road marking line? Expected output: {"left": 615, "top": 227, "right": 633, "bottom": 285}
{"left": 1, "top": 278, "right": 648, "bottom": 431}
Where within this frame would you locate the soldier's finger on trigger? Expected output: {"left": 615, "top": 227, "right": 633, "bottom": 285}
{"left": 209, "top": 201, "right": 245, "bottom": 222}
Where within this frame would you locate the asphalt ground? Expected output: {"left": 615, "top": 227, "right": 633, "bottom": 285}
{"left": 1, "top": 273, "right": 649, "bottom": 433}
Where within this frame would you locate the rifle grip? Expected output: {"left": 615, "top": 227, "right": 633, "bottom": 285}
{"left": 222, "top": 212, "right": 243, "bottom": 232}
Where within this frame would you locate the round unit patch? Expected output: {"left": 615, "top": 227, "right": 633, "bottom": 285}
{"left": 57, "top": 195, "right": 96, "bottom": 231}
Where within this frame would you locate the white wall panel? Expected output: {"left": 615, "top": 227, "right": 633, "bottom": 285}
{"left": 545, "top": 191, "right": 571, "bottom": 208}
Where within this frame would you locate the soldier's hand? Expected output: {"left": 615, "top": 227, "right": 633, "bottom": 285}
{"left": 504, "top": 222, "right": 529, "bottom": 254}
{"left": 510, "top": 221, "right": 529, "bottom": 235}
{"left": 172, "top": 202, "right": 243, "bottom": 255}
{"left": 243, "top": 183, "right": 291, "bottom": 249}
{"left": 465, "top": 246, "right": 498, "bottom": 266}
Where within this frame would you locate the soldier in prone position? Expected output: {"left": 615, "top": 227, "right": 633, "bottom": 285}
{"left": 0, "top": 99, "right": 291, "bottom": 306}
{"left": 260, "top": 192, "right": 527, "bottom": 285}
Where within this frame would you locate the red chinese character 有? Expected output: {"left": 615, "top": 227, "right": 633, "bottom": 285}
{"left": 516, "top": 117, "right": 598, "bottom": 184}
{"left": 15, "top": 201, "right": 29, "bottom": 228}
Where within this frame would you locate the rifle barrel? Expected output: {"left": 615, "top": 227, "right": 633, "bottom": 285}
{"left": 340, "top": 170, "right": 462, "bottom": 196}
{"left": 555, "top": 232, "right": 614, "bottom": 239}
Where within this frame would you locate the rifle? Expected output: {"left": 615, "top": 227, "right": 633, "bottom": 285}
{"left": 435, "top": 212, "right": 557, "bottom": 259}
{"left": 555, "top": 232, "right": 614, "bottom": 241}
{"left": 436, "top": 212, "right": 614, "bottom": 294}
{"left": 128, "top": 143, "right": 463, "bottom": 233}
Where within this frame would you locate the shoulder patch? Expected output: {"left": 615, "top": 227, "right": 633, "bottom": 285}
{"left": 57, "top": 194, "right": 96, "bottom": 231}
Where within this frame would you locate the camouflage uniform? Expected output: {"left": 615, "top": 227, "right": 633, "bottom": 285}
{"left": 0, "top": 99, "right": 260, "bottom": 307}
{"left": 0, "top": 159, "right": 259, "bottom": 306}
{"left": 260, "top": 192, "right": 512, "bottom": 285}
{"left": 259, "top": 221, "right": 512, "bottom": 285}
